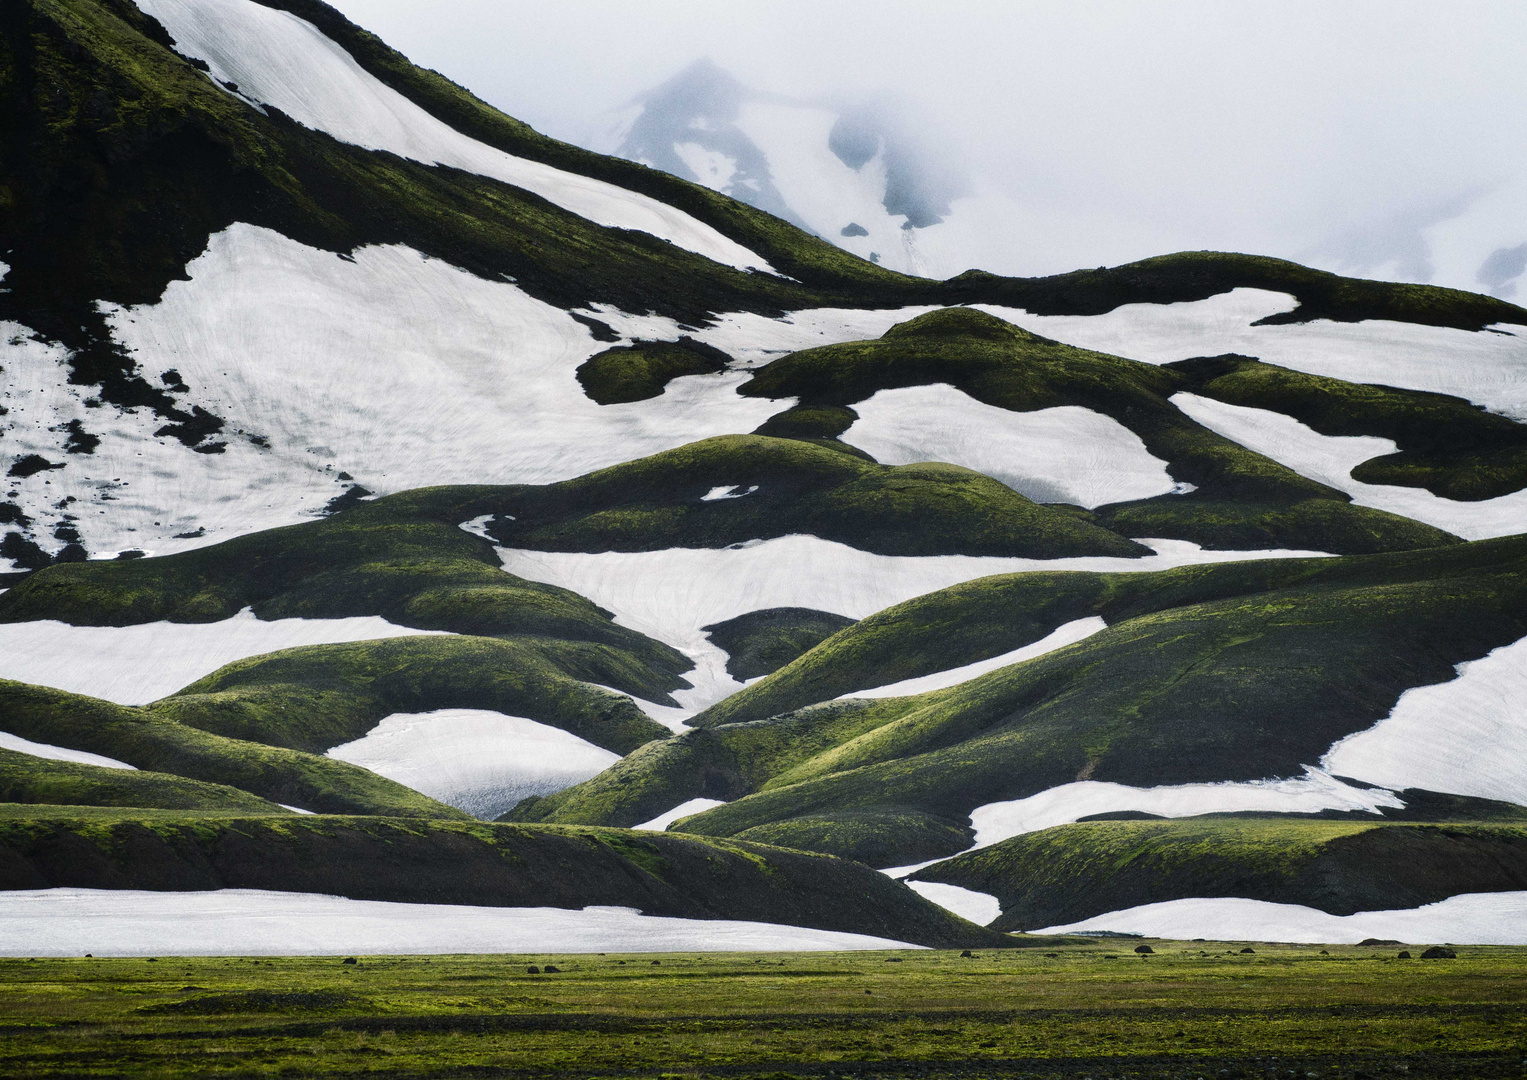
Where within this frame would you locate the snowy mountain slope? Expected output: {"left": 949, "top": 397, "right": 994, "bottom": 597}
{"left": 603, "top": 60, "right": 967, "bottom": 277}
{"left": 137, "top": 0, "right": 776, "bottom": 274}
{"left": 3, "top": 0, "right": 1527, "bottom": 945}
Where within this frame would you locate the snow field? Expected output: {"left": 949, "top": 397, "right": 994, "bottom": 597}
{"left": 0, "top": 609, "right": 447, "bottom": 706}
{"left": 92, "top": 225, "right": 781, "bottom": 556}
{"left": 326, "top": 709, "right": 620, "bottom": 821}
{"left": 903, "top": 882, "right": 1001, "bottom": 927}
{"left": 633, "top": 798, "right": 728, "bottom": 832}
{"left": 966, "top": 769, "right": 1405, "bottom": 849}
{"left": 0, "top": 889, "right": 920, "bottom": 955}
{"left": 0, "top": 732, "right": 136, "bottom": 771}
{"left": 496, "top": 537, "right": 1332, "bottom": 724}
{"left": 975, "top": 290, "right": 1527, "bottom": 422}
{"left": 1036, "top": 891, "right": 1527, "bottom": 945}
{"left": 842, "top": 385, "right": 1184, "bottom": 508}
{"left": 136, "top": 0, "right": 776, "bottom": 273}
{"left": 1324, "top": 633, "right": 1527, "bottom": 804}
{"left": 840, "top": 617, "right": 1106, "bottom": 700}
{"left": 1171, "top": 391, "right": 1527, "bottom": 539}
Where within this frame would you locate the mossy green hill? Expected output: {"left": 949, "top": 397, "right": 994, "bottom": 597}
{"left": 0, "top": 749, "right": 291, "bottom": 814}
{"left": 911, "top": 817, "right": 1527, "bottom": 931}
{"left": 738, "top": 307, "right": 1459, "bottom": 554}
{"left": 0, "top": 680, "right": 466, "bottom": 817}
{"left": 516, "top": 535, "right": 1527, "bottom": 864}
{"left": 156, "top": 635, "right": 671, "bottom": 756}
{"left": 0, "top": 808, "right": 1009, "bottom": 949}
{"left": 1170, "top": 353, "right": 1527, "bottom": 500}
{"left": 479, "top": 434, "right": 1144, "bottom": 558}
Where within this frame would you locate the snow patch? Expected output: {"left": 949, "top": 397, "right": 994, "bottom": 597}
{"left": 633, "top": 797, "right": 727, "bottom": 831}
{"left": 968, "top": 769, "right": 1404, "bottom": 848}
{"left": 1324, "top": 633, "right": 1527, "bottom": 805}
{"left": 904, "top": 881, "right": 1002, "bottom": 927}
{"left": 841, "top": 617, "right": 1106, "bottom": 700}
{"left": 90, "top": 225, "right": 780, "bottom": 554}
{"left": 1171, "top": 392, "right": 1527, "bottom": 539}
{"left": 844, "top": 385, "right": 1181, "bottom": 508}
{"left": 975, "top": 290, "right": 1527, "bottom": 422}
{"left": 682, "top": 305, "right": 939, "bottom": 368}
{"left": 0, "top": 609, "right": 446, "bottom": 705}
{"left": 497, "top": 537, "right": 1331, "bottom": 725}
{"left": 326, "top": 709, "right": 620, "bottom": 821}
{"left": 0, "top": 731, "right": 136, "bottom": 771}
{"left": 0, "top": 888, "right": 920, "bottom": 955}
{"left": 701, "top": 485, "right": 757, "bottom": 501}
{"left": 278, "top": 804, "right": 316, "bottom": 815}
{"left": 1036, "top": 891, "right": 1527, "bottom": 945}
{"left": 137, "top": 0, "right": 774, "bottom": 273}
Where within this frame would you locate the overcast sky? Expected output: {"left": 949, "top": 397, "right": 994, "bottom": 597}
{"left": 327, "top": 0, "right": 1527, "bottom": 291}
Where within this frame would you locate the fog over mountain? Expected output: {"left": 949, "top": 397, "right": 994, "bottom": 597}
{"left": 327, "top": 0, "right": 1527, "bottom": 291}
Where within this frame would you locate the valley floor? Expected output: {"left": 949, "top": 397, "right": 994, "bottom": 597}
{"left": 3, "top": 945, "right": 1526, "bottom": 1078}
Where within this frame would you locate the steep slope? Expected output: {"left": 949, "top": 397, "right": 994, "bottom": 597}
{"left": 3, "top": 0, "right": 1522, "bottom": 569}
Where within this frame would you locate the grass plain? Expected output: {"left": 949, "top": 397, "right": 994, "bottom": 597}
{"left": 1, "top": 941, "right": 1525, "bottom": 1077}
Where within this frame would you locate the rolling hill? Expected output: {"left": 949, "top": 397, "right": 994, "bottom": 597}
{"left": 1, "top": 0, "right": 1525, "bottom": 950}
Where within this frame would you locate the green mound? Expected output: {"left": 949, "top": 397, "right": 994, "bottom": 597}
{"left": 729, "top": 808, "right": 974, "bottom": 868}
{"left": 944, "top": 250, "right": 1527, "bottom": 331}
{"left": 1171, "top": 353, "right": 1527, "bottom": 501}
{"left": 911, "top": 818, "right": 1527, "bottom": 931}
{"left": 703, "top": 608, "right": 857, "bottom": 681}
{"left": 481, "top": 434, "right": 1147, "bottom": 558}
{"left": 156, "top": 635, "right": 672, "bottom": 755}
{"left": 0, "top": 811, "right": 1011, "bottom": 949}
{"left": 0, "top": 749, "right": 290, "bottom": 813}
{"left": 738, "top": 308, "right": 1458, "bottom": 555}
{"left": 0, "top": 680, "right": 465, "bottom": 818}
{"left": 576, "top": 338, "right": 731, "bottom": 404}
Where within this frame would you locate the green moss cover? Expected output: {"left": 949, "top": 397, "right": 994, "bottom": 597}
{"left": 575, "top": 338, "right": 731, "bottom": 404}
{"left": 702, "top": 607, "right": 857, "bottom": 681}
{"left": 156, "top": 635, "right": 671, "bottom": 755}
{"left": 913, "top": 818, "right": 1527, "bottom": 930}
{"left": 481, "top": 434, "right": 1146, "bottom": 558}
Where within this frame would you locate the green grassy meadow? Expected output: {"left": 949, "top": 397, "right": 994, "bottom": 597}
{"left": 2, "top": 943, "right": 1526, "bottom": 1077}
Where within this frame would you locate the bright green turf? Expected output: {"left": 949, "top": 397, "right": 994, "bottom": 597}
{"left": 1, "top": 945, "right": 1524, "bottom": 1076}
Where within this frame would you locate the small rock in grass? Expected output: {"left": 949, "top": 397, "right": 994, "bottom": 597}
{"left": 1420, "top": 946, "right": 1457, "bottom": 959}
{"left": 1134, "top": 945, "right": 1154, "bottom": 954}
{"left": 1239, "top": 947, "right": 1255, "bottom": 954}
{"left": 959, "top": 950, "right": 974, "bottom": 958}
{"left": 1397, "top": 951, "right": 1411, "bottom": 959}
{"left": 652, "top": 960, "right": 661, "bottom": 965}
{"left": 543, "top": 964, "right": 561, "bottom": 973}
{"left": 341, "top": 957, "right": 357, "bottom": 965}
{"left": 526, "top": 965, "right": 540, "bottom": 974}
